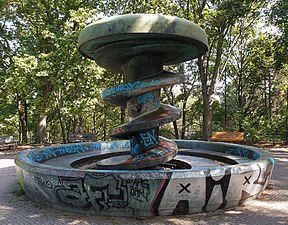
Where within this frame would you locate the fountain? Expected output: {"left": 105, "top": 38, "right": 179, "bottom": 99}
{"left": 15, "top": 14, "right": 274, "bottom": 217}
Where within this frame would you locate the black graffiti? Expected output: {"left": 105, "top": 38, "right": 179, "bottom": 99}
{"left": 53, "top": 175, "right": 147, "bottom": 212}
{"left": 151, "top": 172, "right": 172, "bottom": 216}
{"left": 243, "top": 175, "right": 252, "bottom": 185}
{"left": 88, "top": 175, "right": 129, "bottom": 210}
{"left": 178, "top": 183, "right": 191, "bottom": 194}
{"left": 253, "top": 164, "right": 271, "bottom": 186}
{"left": 55, "top": 177, "right": 91, "bottom": 209}
{"left": 202, "top": 168, "right": 231, "bottom": 211}
{"left": 122, "top": 178, "right": 150, "bottom": 202}
{"left": 34, "top": 176, "right": 53, "bottom": 189}
{"left": 173, "top": 200, "right": 189, "bottom": 215}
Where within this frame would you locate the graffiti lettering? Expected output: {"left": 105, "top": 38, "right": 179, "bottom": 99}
{"left": 253, "top": 164, "right": 271, "bottom": 186}
{"left": 122, "top": 178, "right": 150, "bottom": 202}
{"left": 29, "top": 141, "right": 130, "bottom": 162}
{"left": 202, "top": 169, "right": 231, "bottom": 211}
{"left": 243, "top": 175, "right": 252, "bottom": 185}
{"left": 55, "top": 177, "right": 91, "bottom": 208}
{"left": 226, "top": 148, "right": 260, "bottom": 160}
{"left": 136, "top": 92, "right": 159, "bottom": 106}
{"left": 140, "top": 129, "right": 158, "bottom": 147}
{"left": 34, "top": 176, "right": 53, "bottom": 189}
{"left": 102, "top": 80, "right": 160, "bottom": 97}
{"left": 178, "top": 183, "right": 191, "bottom": 194}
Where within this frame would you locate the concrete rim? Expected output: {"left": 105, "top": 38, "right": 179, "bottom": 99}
{"left": 14, "top": 140, "right": 274, "bottom": 217}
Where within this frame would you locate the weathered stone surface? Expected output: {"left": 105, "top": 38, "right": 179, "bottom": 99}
{"left": 14, "top": 141, "right": 275, "bottom": 216}
{"left": 78, "top": 14, "right": 208, "bottom": 68}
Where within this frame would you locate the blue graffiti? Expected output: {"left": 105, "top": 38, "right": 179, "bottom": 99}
{"left": 130, "top": 136, "right": 141, "bottom": 155}
{"left": 136, "top": 91, "right": 159, "bottom": 106}
{"left": 140, "top": 129, "right": 158, "bottom": 147}
{"left": 225, "top": 148, "right": 260, "bottom": 160}
{"left": 29, "top": 141, "right": 130, "bottom": 163}
{"left": 102, "top": 80, "right": 160, "bottom": 97}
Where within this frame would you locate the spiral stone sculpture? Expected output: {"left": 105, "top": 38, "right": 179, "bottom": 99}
{"left": 78, "top": 14, "right": 208, "bottom": 169}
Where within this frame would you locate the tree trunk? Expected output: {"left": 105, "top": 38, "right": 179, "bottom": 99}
{"left": 198, "top": 27, "right": 227, "bottom": 141}
{"left": 202, "top": 92, "right": 213, "bottom": 141}
{"left": 173, "top": 121, "right": 179, "bottom": 139}
{"left": 36, "top": 115, "right": 47, "bottom": 143}
{"left": 56, "top": 103, "right": 66, "bottom": 143}
{"left": 16, "top": 92, "right": 27, "bottom": 143}
{"left": 198, "top": 57, "right": 212, "bottom": 141}
{"left": 36, "top": 82, "right": 52, "bottom": 144}
{"left": 180, "top": 98, "right": 188, "bottom": 139}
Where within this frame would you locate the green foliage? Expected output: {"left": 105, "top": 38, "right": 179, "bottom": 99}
{"left": 269, "top": 0, "right": 288, "bottom": 67}
{"left": 0, "top": 0, "right": 287, "bottom": 144}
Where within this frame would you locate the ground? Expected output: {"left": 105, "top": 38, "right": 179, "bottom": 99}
{"left": 0, "top": 145, "right": 287, "bottom": 225}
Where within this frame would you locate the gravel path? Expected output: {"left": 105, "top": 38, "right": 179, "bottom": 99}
{"left": 0, "top": 147, "right": 287, "bottom": 225}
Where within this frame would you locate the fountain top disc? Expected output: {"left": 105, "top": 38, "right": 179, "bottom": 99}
{"left": 78, "top": 14, "right": 208, "bottom": 72}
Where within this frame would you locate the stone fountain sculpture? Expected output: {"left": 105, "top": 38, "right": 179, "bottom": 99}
{"left": 15, "top": 14, "right": 274, "bottom": 217}
{"left": 78, "top": 14, "right": 208, "bottom": 170}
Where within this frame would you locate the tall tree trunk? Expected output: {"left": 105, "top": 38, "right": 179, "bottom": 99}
{"left": 16, "top": 92, "right": 27, "bottom": 143}
{"left": 173, "top": 121, "right": 179, "bottom": 139}
{"left": 56, "top": 102, "right": 66, "bottom": 143}
{"left": 180, "top": 98, "right": 188, "bottom": 139}
{"left": 198, "top": 28, "right": 227, "bottom": 141}
{"left": 202, "top": 92, "right": 213, "bottom": 141}
{"left": 36, "top": 82, "right": 52, "bottom": 144}
{"left": 36, "top": 115, "right": 46, "bottom": 143}
{"left": 198, "top": 56, "right": 212, "bottom": 141}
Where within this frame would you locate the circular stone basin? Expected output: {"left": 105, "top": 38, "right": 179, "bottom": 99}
{"left": 15, "top": 140, "right": 274, "bottom": 217}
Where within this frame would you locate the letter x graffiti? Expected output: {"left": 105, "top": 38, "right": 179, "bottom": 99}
{"left": 178, "top": 183, "right": 191, "bottom": 194}
{"left": 243, "top": 175, "right": 252, "bottom": 185}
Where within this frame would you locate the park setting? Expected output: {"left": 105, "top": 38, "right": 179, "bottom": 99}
{"left": 1, "top": 0, "right": 288, "bottom": 224}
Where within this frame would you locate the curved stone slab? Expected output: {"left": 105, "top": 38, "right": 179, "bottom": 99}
{"left": 15, "top": 141, "right": 274, "bottom": 217}
{"left": 78, "top": 14, "right": 208, "bottom": 71}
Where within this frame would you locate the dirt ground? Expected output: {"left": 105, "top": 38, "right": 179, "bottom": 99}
{"left": 0, "top": 145, "right": 287, "bottom": 225}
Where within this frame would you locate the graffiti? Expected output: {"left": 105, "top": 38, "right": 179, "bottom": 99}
{"left": 150, "top": 172, "right": 172, "bottom": 216}
{"left": 19, "top": 142, "right": 273, "bottom": 217}
{"left": 122, "top": 178, "right": 150, "bottom": 202}
{"left": 88, "top": 178, "right": 128, "bottom": 210}
{"left": 178, "top": 183, "right": 191, "bottom": 194}
{"left": 243, "top": 175, "right": 252, "bottom": 185}
{"left": 102, "top": 80, "right": 160, "bottom": 98}
{"left": 55, "top": 177, "right": 91, "bottom": 208}
{"left": 29, "top": 144, "right": 91, "bottom": 162}
{"left": 136, "top": 91, "right": 160, "bottom": 106}
{"left": 253, "top": 164, "right": 272, "bottom": 186}
{"left": 34, "top": 176, "right": 53, "bottom": 189}
{"left": 202, "top": 169, "right": 231, "bottom": 211}
{"left": 51, "top": 174, "right": 151, "bottom": 211}
{"left": 130, "top": 136, "right": 141, "bottom": 155}
{"left": 173, "top": 200, "right": 189, "bottom": 215}
{"left": 226, "top": 148, "right": 260, "bottom": 160}
{"left": 140, "top": 129, "right": 158, "bottom": 147}
{"left": 29, "top": 141, "right": 130, "bottom": 163}
{"left": 132, "top": 147, "right": 173, "bottom": 162}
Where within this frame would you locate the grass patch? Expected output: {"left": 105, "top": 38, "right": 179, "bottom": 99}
{"left": 11, "top": 182, "right": 25, "bottom": 197}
